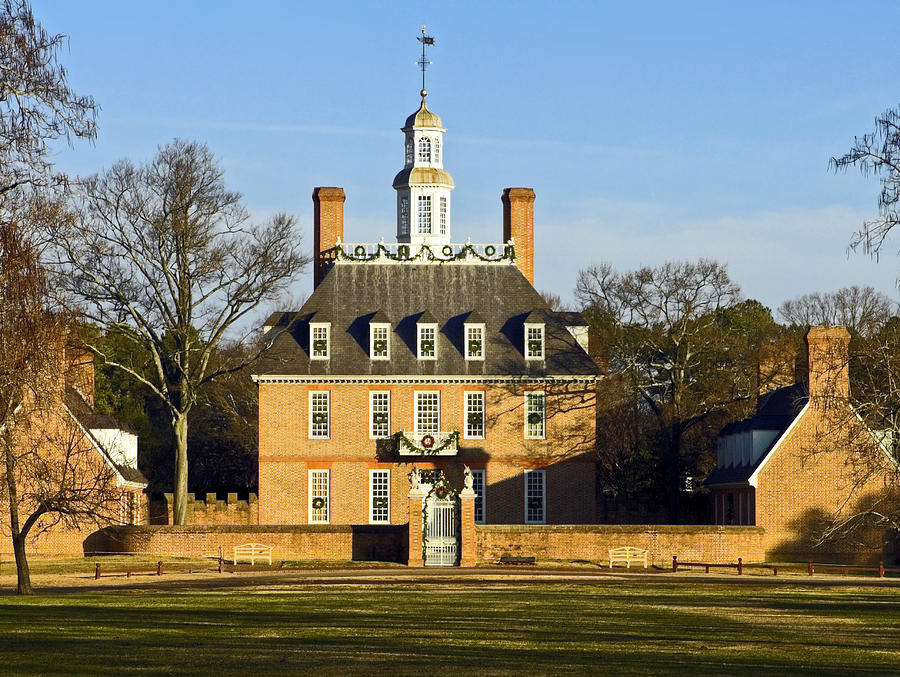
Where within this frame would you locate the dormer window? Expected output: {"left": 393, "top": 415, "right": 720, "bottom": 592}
{"left": 418, "top": 136, "right": 431, "bottom": 163}
{"left": 370, "top": 323, "right": 390, "bottom": 360}
{"left": 525, "top": 323, "right": 544, "bottom": 360}
{"left": 465, "top": 323, "right": 485, "bottom": 360}
{"left": 310, "top": 323, "right": 330, "bottom": 360}
{"left": 418, "top": 324, "right": 437, "bottom": 360}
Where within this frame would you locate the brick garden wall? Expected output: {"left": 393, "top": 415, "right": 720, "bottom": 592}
{"left": 149, "top": 493, "right": 259, "bottom": 526}
{"left": 475, "top": 524, "right": 766, "bottom": 565}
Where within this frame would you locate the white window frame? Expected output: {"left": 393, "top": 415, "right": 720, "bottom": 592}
{"left": 465, "top": 323, "right": 485, "bottom": 361}
{"left": 525, "top": 323, "right": 544, "bottom": 360}
{"left": 369, "top": 469, "right": 391, "bottom": 524}
{"left": 417, "top": 195, "right": 432, "bottom": 234}
{"left": 417, "top": 323, "right": 438, "bottom": 360}
{"left": 465, "top": 390, "right": 485, "bottom": 439}
{"left": 439, "top": 196, "right": 447, "bottom": 235}
{"left": 310, "top": 323, "right": 330, "bottom": 360}
{"left": 414, "top": 390, "right": 440, "bottom": 435}
{"left": 309, "top": 391, "right": 331, "bottom": 439}
{"left": 399, "top": 196, "right": 410, "bottom": 235}
{"left": 525, "top": 391, "right": 545, "bottom": 440}
{"left": 370, "top": 323, "right": 390, "bottom": 360}
{"left": 418, "top": 136, "right": 431, "bottom": 163}
{"left": 525, "top": 468, "right": 546, "bottom": 524}
{"left": 405, "top": 138, "right": 413, "bottom": 165}
{"left": 369, "top": 390, "right": 391, "bottom": 439}
{"left": 472, "top": 468, "right": 485, "bottom": 524}
{"left": 434, "top": 136, "right": 441, "bottom": 164}
{"left": 308, "top": 469, "right": 330, "bottom": 524}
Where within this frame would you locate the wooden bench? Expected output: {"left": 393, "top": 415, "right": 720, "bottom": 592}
{"left": 608, "top": 546, "right": 648, "bottom": 569}
{"left": 233, "top": 543, "right": 273, "bottom": 566}
{"left": 497, "top": 555, "right": 536, "bottom": 565}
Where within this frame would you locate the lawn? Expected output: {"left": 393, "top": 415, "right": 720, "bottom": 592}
{"left": 1, "top": 580, "right": 899, "bottom": 675}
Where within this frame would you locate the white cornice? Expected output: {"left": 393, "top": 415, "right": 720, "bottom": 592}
{"left": 251, "top": 374, "right": 600, "bottom": 385}
{"left": 747, "top": 401, "right": 810, "bottom": 488}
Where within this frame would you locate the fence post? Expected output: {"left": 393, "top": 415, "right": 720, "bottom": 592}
{"left": 218, "top": 545, "right": 224, "bottom": 574}
{"left": 672, "top": 555, "right": 678, "bottom": 572}
{"left": 880, "top": 561, "right": 885, "bottom": 578}
{"left": 94, "top": 563, "right": 101, "bottom": 580}
{"left": 773, "top": 566, "right": 778, "bottom": 576}
{"left": 737, "top": 557, "right": 743, "bottom": 575}
{"left": 156, "top": 561, "right": 163, "bottom": 576}
{"left": 808, "top": 561, "right": 813, "bottom": 576}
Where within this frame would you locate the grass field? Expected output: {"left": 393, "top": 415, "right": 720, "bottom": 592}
{"left": 1, "top": 580, "right": 899, "bottom": 676}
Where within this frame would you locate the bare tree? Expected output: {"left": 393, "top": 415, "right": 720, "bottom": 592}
{"left": 778, "top": 286, "right": 894, "bottom": 337}
{"left": 0, "top": 0, "right": 97, "bottom": 198}
{"left": 50, "top": 140, "right": 309, "bottom": 524}
{"left": 576, "top": 259, "right": 779, "bottom": 522}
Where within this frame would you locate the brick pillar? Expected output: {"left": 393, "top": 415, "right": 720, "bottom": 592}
{"left": 407, "top": 488, "right": 426, "bottom": 567}
{"left": 502, "top": 187, "right": 535, "bottom": 285}
{"left": 459, "top": 487, "right": 477, "bottom": 567}
{"left": 313, "top": 187, "right": 345, "bottom": 288}
{"left": 806, "top": 326, "right": 850, "bottom": 400}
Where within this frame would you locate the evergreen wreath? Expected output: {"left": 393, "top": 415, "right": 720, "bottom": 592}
{"left": 373, "top": 339, "right": 388, "bottom": 353}
{"left": 467, "top": 412, "right": 483, "bottom": 426}
{"left": 441, "top": 244, "right": 454, "bottom": 256}
{"left": 373, "top": 497, "right": 388, "bottom": 509}
{"left": 527, "top": 412, "right": 543, "bottom": 425}
{"left": 372, "top": 412, "right": 388, "bottom": 425}
{"left": 420, "top": 339, "right": 435, "bottom": 353}
{"left": 468, "top": 339, "right": 482, "bottom": 355}
{"left": 313, "top": 339, "right": 328, "bottom": 353}
{"left": 528, "top": 339, "right": 542, "bottom": 354}
{"left": 312, "top": 412, "right": 328, "bottom": 425}
{"left": 528, "top": 497, "right": 542, "bottom": 510}
{"left": 354, "top": 244, "right": 367, "bottom": 257}
{"left": 484, "top": 245, "right": 496, "bottom": 256}
{"left": 312, "top": 497, "right": 326, "bottom": 510}
{"left": 420, "top": 434, "right": 435, "bottom": 449}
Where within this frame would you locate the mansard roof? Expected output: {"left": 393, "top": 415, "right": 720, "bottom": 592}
{"left": 256, "top": 264, "right": 599, "bottom": 379}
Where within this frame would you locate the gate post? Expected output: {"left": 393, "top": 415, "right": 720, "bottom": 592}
{"left": 459, "top": 486, "right": 477, "bottom": 567}
{"left": 407, "top": 484, "right": 427, "bottom": 567}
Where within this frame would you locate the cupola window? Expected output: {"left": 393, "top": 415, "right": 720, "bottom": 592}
{"left": 418, "top": 136, "right": 431, "bottom": 163}
{"left": 434, "top": 137, "right": 441, "bottom": 163}
{"left": 399, "top": 196, "right": 410, "bottom": 235}
{"left": 405, "top": 138, "right": 413, "bottom": 164}
{"left": 439, "top": 196, "right": 447, "bottom": 235}
{"left": 417, "top": 195, "right": 432, "bottom": 234}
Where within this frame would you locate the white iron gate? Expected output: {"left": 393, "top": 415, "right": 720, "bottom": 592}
{"left": 424, "top": 496, "right": 458, "bottom": 566}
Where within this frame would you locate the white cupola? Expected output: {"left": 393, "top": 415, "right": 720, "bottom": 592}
{"left": 393, "top": 29, "right": 454, "bottom": 246}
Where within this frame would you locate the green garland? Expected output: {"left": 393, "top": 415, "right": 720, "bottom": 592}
{"left": 395, "top": 430, "right": 460, "bottom": 455}
{"left": 334, "top": 242, "right": 515, "bottom": 264}
{"left": 420, "top": 476, "right": 460, "bottom": 565}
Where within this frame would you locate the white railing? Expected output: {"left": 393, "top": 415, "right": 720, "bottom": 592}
{"left": 395, "top": 430, "right": 460, "bottom": 456}
{"left": 333, "top": 238, "right": 515, "bottom": 264}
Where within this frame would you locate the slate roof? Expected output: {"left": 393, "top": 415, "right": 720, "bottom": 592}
{"left": 255, "top": 263, "right": 599, "bottom": 378}
{"left": 64, "top": 388, "right": 147, "bottom": 485}
{"left": 705, "top": 383, "right": 808, "bottom": 486}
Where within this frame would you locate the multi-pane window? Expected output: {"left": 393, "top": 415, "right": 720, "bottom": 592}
{"left": 465, "top": 391, "right": 485, "bottom": 439}
{"left": 418, "top": 324, "right": 437, "bottom": 359}
{"left": 415, "top": 391, "right": 440, "bottom": 434}
{"left": 525, "top": 469, "right": 546, "bottom": 524}
{"left": 370, "top": 469, "right": 390, "bottom": 523}
{"left": 418, "top": 136, "right": 431, "bottom": 162}
{"left": 417, "top": 195, "right": 432, "bottom": 234}
{"left": 525, "top": 324, "right": 544, "bottom": 359}
{"left": 309, "top": 469, "right": 329, "bottom": 523}
{"left": 400, "top": 197, "right": 410, "bottom": 235}
{"left": 472, "top": 469, "right": 485, "bottom": 523}
{"left": 525, "top": 391, "right": 545, "bottom": 439}
{"left": 434, "top": 137, "right": 441, "bottom": 164}
{"left": 371, "top": 325, "right": 390, "bottom": 360}
{"left": 309, "top": 391, "right": 330, "bottom": 438}
{"left": 370, "top": 391, "right": 390, "bottom": 439}
{"left": 466, "top": 324, "right": 484, "bottom": 360}
{"left": 405, "top": 138, "right": 413, "bottom": 164}
{"left": 311, "top": 324, "right": 330, "bottom": 359}
{"left": 119, "top": 491, "right": 141, "bottom": 525}
{"left": 439, "top": 196, "right": 447, "bottom": 235}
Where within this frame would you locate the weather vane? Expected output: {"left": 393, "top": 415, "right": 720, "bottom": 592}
{"left": 416, "top": 25, "right": 435, "bottom": 98}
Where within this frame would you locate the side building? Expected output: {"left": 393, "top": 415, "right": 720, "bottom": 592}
{"left": 253, "top": 92, "right": 599, "bottom": 564}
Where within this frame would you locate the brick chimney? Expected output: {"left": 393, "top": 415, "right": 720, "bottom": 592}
{"left": 313, "top": 187, "right": 345, "bottom": 288}
{"left": 806, "top": 326, "right": 850, "bottom": 400}
{"left": 502, "top": 187, "right": 535, "bottom": 285}
{"left": 65, "top": 346, "right": 95, "bottom": 406}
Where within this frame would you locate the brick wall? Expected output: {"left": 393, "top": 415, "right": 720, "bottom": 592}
{"left": 475, "top": 524, "right": 766, "bottom": 564}
{"left": 149, "top": 493, "right": 258, "bottom": 526}
{"left": 258, "top": 381, "right": 596, "bottom": 526}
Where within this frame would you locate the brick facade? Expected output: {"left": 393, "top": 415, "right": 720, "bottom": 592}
{"left": 149, "top": 493, "right": 259, "bottom": 526}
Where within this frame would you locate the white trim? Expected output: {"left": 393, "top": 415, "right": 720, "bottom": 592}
{"left": 370, "top": 323, "right": 391, "bottom": 360}
{"left": 369, "top": 469, "right": 391, "bottom": 524}
{"left": 308, "top": 391, "right": 331, "bottom": 439}
{"left": 524, "top": 468, "right": 546, "bottom": 524}
{"left": 308, "top": 469, "right": 330, "bottom": 523}
{"left": 64, "top": 405, "right": 145, "bottom": 488}
{"left": 252, "top": 374, "right": 600, "bottom": 384}
{"left": 747, "top": 401, "right": 810, "bottom": 488}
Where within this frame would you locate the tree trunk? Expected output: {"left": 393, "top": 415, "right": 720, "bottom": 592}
{"left": 666, "top": 422, "right": 682, "bottom": 524}
{"left": 172, "top": 412, "right": 189, "bottom": 525}
{"left": 4, "top": 439, "right": 33, "bottom": 595}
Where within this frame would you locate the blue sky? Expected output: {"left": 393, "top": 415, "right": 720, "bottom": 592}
{"left": 35, "top": 1, "right": 900, "bottom": 314}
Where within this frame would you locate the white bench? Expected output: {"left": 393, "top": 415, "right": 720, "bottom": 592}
{"left": 233, "top": 543, "right": 273, "bottom": 566}
{"left": 609, "top": 546, "right": 649, "bottom": 569}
